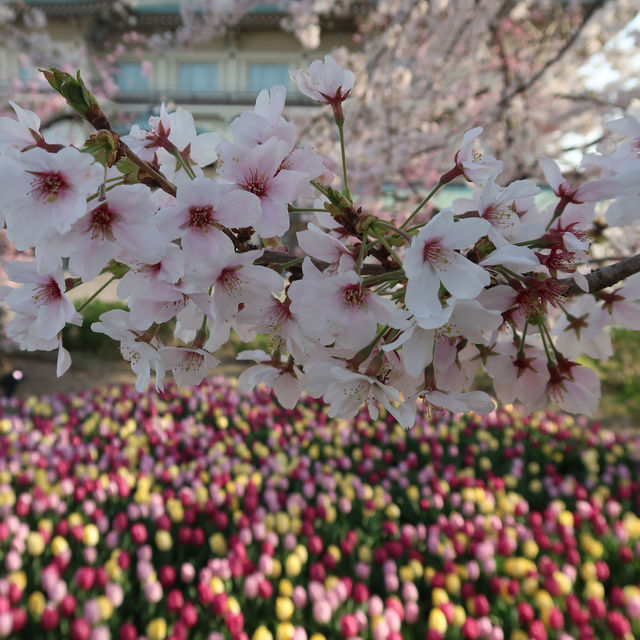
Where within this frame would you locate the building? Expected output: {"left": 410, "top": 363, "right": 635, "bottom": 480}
{"left": 4, "top": 0, "right": 365, "bottom": 135}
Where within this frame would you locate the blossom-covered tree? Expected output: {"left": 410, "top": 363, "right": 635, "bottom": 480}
{"left": 1, "top": 56, "right": 640, "bottom": 425}
{"left": 172, "top": 1, "right": 639, "bottom": 191}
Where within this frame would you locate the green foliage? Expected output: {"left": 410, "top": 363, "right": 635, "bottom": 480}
{"left": 585, "top": 328, "right": 640, "bottom": 424}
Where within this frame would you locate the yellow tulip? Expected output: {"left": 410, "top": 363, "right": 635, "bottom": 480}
{"left": 146, "top": 618, "right": 167, "bottom": 640}
{"left": 275, "top": 597, "right": 294, "bottom": 621}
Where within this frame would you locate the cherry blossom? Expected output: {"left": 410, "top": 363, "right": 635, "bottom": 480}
{"left": 290, "top": 54, "right": 355, "bottom": 120}
{"left": 91, "top": 309, "right": 164, "bottom": 391}
{"left": 156, "top": 178, "right": 261, "bottom": 261}
{"left": 237, "top": 350, "right": 303, "bottom": 409}
{"left": 0, "top": 147, "right": 103, "bottom": 250}
{"left": 453, "top": 128, "right": 503, "bottom": 185}
{"left": 289, "top": 259, "right": 408, "bottom": 352}
{"left": 217, "top": 137, "right": 317, "bottom": 237}
{"left": 0, "top": 52, "right": 639, "bottom": 420}
{"left": 2, "top": 261, "right": 81, "bottom": 344}
{"left": 403, "top": 209, "right": 491, "bottom": 318}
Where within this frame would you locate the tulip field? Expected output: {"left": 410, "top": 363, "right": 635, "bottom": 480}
{"left": 0, "top": 379, "right": 639, "bottom": 640}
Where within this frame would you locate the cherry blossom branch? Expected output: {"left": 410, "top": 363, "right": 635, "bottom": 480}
{"left": 496, "top": 0, "right": 606, "bottom": 110}
{"left": 564, "top": 252, "right": 640, "bottom": 296}
{"left": 119, "top": 143, "right": 178, "bottom": 199}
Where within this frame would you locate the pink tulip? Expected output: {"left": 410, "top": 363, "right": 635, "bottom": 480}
{"left": 313, "top": 600, "right": 332, "bottom": 624}
{"left": 292, "top": 585, "right": 307, "bottom": 609}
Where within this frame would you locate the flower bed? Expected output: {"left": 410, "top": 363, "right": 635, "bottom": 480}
{"left": 0, "top": 379, "right": 639, "bottom": 640}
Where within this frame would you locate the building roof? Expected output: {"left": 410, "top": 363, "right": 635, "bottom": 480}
{"left": 24, "top": 0, "right": 371, "bottom": 26}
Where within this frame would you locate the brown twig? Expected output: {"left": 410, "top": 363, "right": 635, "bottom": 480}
{"left": 120, "top": 142, "right": 177, "bottom": 198}
{"left": 258, "top": 248, "right": 640, "bottom": 295}
{"left": 563, "top": 252, "right": 640, "bottom": 296}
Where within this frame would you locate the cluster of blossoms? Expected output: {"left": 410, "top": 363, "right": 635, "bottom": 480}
{"left": 1, "top": 57, "right": 640, "bottom": 423}
{"left": 0, "top": 380, "right": 639, "bottom": 639}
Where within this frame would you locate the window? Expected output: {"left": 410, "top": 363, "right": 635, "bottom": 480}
{"left": 178, "top": 63, "right": 218, "bottom": 94}
{"left": 116, "top": 62, "right": 149, "bottom": 93}
{"left": 248, "top": 63, "right": 290, "bottom": 93}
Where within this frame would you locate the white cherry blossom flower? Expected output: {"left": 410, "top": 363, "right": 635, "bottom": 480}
{"left": 3, "top": 261, "right": 81, "bottom": 344}
{"left": 421, "top": 389, "right": 495, "bottom": 415}
{"left": 289, "top": 258, "right": 408, "bottom": 352}
{"left": 0, "top": 147, "right": 103, "bottom": 250}
{"left": 453, "top": 128, "right": 503, "bottom": 184}
{"left": 159, "top": 345, "right": 220, "bottom": 387}
{"left": 237, "top": 350, "right": 303, "bottom": 409}
{"left": 0, "top": 101, "right": 42, "bottom": 153}
{"left": 323, "top": 366, "right": 413, "bottom": 427}
{"left": 92, "top": 309, "right": 164, "bottom": 391}
{"left": 156, "top": 177, "right": 261, "bottom": 262}
{"left": 290, "top": 55, "right": 355, "bottom": 106}
{"left": 48, "top": 184, "right": 166, "bottom": 281}
{"left": 403, "top": 209, "right": 490, "bottom": 318}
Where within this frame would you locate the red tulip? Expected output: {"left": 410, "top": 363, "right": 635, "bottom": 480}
{"left": 462, "top": 618, "right": 479, "bottom": 640}
{"left": 518, "top": 602, "right": 534, "bottom": 626}
{"left": 70, "top": 618, "right": 91, "bottom": 640}
{"left": 180, "top": 602, "right": 198, "bottom": 627}
{"left": 167, "top": 589, "right": 184, "bottom": 613}
{"left": 59, "top": 594, "right": 77, "bottom": 618}
{"left": 159, "top": 565, "right": 177, "bottom": 588}
{"left": 11, "top": 608, "right": 27, "bottom": 633}
{"left": 119, "top": 622, "right": 138, "bottom": 640}
{"left": 41, "top": 607, "right": 59, "bottom": 630}
{"left": 130, "top": 523, "right": 147, "bottom": 544}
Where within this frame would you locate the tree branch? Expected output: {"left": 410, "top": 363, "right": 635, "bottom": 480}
{"left": 120, "top": 142, "right": 178, "bottom": 198}
{"left": 564, "top": 252, "right": 640, "bottom": 296}
{"left": 497, "top": 0, "right": 606, "bottom": 109}
{"left": 258, "top": 248, "right": 640, "bottom": 296}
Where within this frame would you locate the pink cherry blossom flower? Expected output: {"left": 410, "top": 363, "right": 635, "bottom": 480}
{"left": 49, "top": 184, "right": 166, "bottom": 280}
{"left": 485, "top": 341, "right": 549, "bottom": 406}
{"left": 183, "top": 250, "right": 283, "bottom": 342}
{"left": 453, "top": 173, "right": 541, "bottom": 241}
{"left": 237, "top": 350, "right": 303, "bottom": 409}
{"left": 403, "top": 209, "right": 491, "bottom": 318}
{"left": 540, "top": 156, "right": 615, "bottom": 204}
{"left": 290, "top": 55, "right": 355, "bottom": 115}
{"left": 453, "top": 127, "right": 503, "bottom": 184}
{"left": 157, "top": 177, "right": 261, "bottom": 261}
{"left": 118, "top": 244, "right": 186, "bottom": 329}
{"left": 598, "top": 272, "right": 640, "bottom": 329}
{"left": 533, "top": 358, "right": 601, "bottom": 416}
{"left": 230, "top": 85, "right": 295, "bottom": 147}
{"left": 218, "top": 136, "right": 313, "bottom": 237}
{"left": 297, "top": 223, "right": 355, "bottom": 271}
{"left": 123, "top": 104, "right": 220, "bottom": 183}
{"left": 3, "top": 261, "right": 81, "bottom": 344}
{"left": 553, "top": 297, "right": 612, "bottom": 360}
{"left": 290, "top": 258, "right": 408, "bottom": 352}
{"left": 0, "top": 147, "right": 103, "bottom": 250}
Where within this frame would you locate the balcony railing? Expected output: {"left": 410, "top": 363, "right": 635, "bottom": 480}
{"left": 114, "top": 88, "right": 316, "bottom": 106}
